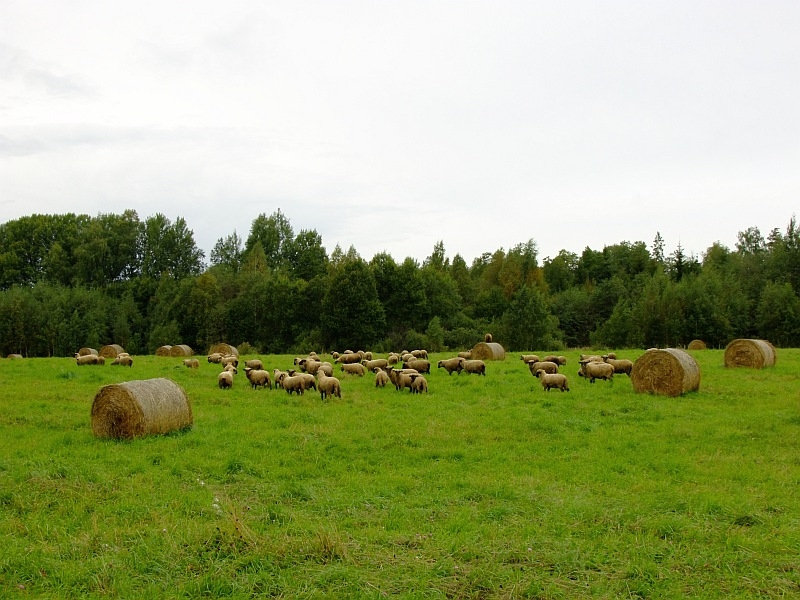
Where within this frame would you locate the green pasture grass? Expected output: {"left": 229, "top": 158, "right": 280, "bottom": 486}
{"left": 1, "top": 349, "right": 799, "bottom": 598}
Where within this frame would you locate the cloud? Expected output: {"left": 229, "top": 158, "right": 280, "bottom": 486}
{"left": 0, "top": 42, "right": 96, "bottom": 99}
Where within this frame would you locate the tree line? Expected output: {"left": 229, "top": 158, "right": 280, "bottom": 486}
{"left": 1, "top": 209, "right": 799, "bottom": 357}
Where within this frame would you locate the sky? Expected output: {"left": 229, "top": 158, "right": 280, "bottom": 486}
{"left": 2, "top": 1, "right": 799, "bottom": 266}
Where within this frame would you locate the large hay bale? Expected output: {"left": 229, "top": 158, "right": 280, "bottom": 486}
{"left": 631, "top": 348, "right": 700, "bottom": 397}
{"left": 155, "top": 345, "right": 173, "bottom": 356}
{"left": 99, "top": 344, "right": 126, "bottom": 358}
{"left": 169, "top": 344, "right": 194, "bottom": 357}
{"left": 91, "top": 378, "right": 193, "bottom": 440}
{"left": 471, "top": 341, "right": 505, "bottom": 361}
{"left": 687, "top": 339, "right": 707, "bottom": 350}
{"left": 78, "top": 347, "right": 98, "bottom": 356}
{"left": 209, "top": 343, "right": 239, "bottom": 357}
{"left": 724, "top": 339, "right": 776, "bottom": 369}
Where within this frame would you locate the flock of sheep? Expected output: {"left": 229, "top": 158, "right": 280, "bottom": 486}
{"left": 521, "top": 352, "right": 633, "bottom": 392}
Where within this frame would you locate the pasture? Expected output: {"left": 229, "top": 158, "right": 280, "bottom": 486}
{"left": 1, "top": 349, "right": 799, "bottom": 598}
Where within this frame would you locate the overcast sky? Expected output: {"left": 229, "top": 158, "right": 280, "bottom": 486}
{"left": 2, "top": 1, "right": 798, "bottom": 266}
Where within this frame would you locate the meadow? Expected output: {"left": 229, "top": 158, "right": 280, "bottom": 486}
{"left": 1, "top": 348, "right": 799, "bottom": 599}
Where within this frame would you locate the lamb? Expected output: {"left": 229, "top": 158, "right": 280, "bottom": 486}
{"left": 603, "top": 357, "right": 633, "bottom": 376}
{"left": 374, "top": 367, "right": 389, "bottom": 387}
{"left": 409, "top": 374, "right": 428, "bottom": 394}
{"left": 218, "top": 371, "right": 233, "bottom": 389}
{"left": 403, "top": 359, "right": 430, "bottom": 374}
{"left": 111, "top": 355, "right": 133, "bottom": 367}
{"left": 437, "top": 356, "right": 465, "bottom": 375}
{"left": 244, "top": 367, "right": 272, "bottom": 390}
{"left": 528, "top": 360, "right": 558, "bottom": 375}
{"left": 183, "top": 358, "right": 200, "bottom": 369}
{"left": 278, "top": 373, "right": 306, "bottom": 395}
{"left": 316, "top": 371, "right": 342, "bottom": 400}
{"left": 578, "top": 360, "right": 614, "bottom": 383}
{"left": 244, "top": 359, "right": 264, "bottom": 370}
{"left": 535, "top": 370, "right": 570, "bottom": 392}
{"left": 520, "top": 354, "right": 540, "bottom": 364}
{"left": 462, "top": 359, "right": 486, "bottom": 375}
{"left": 341, "top": 363, "right": 366, "bottom": 376}
{"left": 362, "top": 358, "right": 389, "bottom": 371}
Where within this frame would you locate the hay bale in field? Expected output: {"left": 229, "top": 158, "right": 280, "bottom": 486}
{"left": 99, "top": 344, "right": 125, "bottom": 358}
{"left": 155, "top": 345, "right": 173, "bottom": 356}
{"left": 7, "top": 353, "right": 23, "bottom": 359}
{"left": 209, "top": 343, "right": 239, "bottom": 357}
{"left": 78, "top": 347, "right": 98, "bottom": 356}
{"left": 631, "top": 348, "right": 700, "bottom": 397}
{"left": 687, "top": 339, "right": 707, "bottom": 350}
{"left": 169, "top": 344, "right": 194, "bottom": 357}
{"left": 471, "top": 341, "right": 505, "bottom": 361}
{"left": 724, "top": 339, "right": 776, "bottom": 369}
{"left": 91, "top": 378, "right": 193, "bottom": 440}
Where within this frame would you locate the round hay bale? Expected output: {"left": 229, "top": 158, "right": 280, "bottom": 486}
{"left": 471, "top": 341, "right": 505, "bottom": 361}
{"left": 169, "top": 344, "right": 194, "bottom": 357}
{"left": 78, "top": 347, "right": 98, "bottom": 356}
{"left": 99, "top": 344, "right": 125, "bottom": 358}
{"left": 687, "top": 339, "right": 707, "bottom": 350}
{"left": 155, "top": 345, "right": 173, "bottom": 356}
{"left": 724, "top": 339, "right": 776, "bottom": 369}
{"left": 91, "top": 378, "right": 193, "bottom": 440}
{"left": 631, "top": 348, "right": 700, "bottom": 397}
{"left": 209, "top": 343, "right": 239, "bottom": 357}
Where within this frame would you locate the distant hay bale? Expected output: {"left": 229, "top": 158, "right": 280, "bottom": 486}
{"left": 155, "top": 345, "right": 173, "bottom": 356}
{"left": 91, "top": 378, "right": 193, "bottom": 440}
{"left": 6, "top": 353, "right": 23, "bottom": 359}
{"left": 631, "top": 348, "right": 701, "bottom": 397}
{"left": 99, "top": 344, "right": 125, "bottom": 358}
{"left": 724, "top": 339, "right": 776, "bottom": 369}
{"left": 78, "top": 347, "right": 98, "bottom": 356}
{"left": 169, "top": 344, "right": 194, "bottom": 357}
{"left": 687, "top": 339, "right": 707, "bottom": 350}
{"left": 471, "top": 341, "right": 505, "bottom": 361}
{"left": 209, "top": 343, "right": 239, "bottom": 357}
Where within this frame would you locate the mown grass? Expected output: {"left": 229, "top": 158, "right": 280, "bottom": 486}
{"left": 1, "top": 349, "right": 799, "bottom": 598}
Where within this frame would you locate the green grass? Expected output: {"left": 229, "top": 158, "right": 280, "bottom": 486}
{"left": 1, "top": 350, "right": 799, "bottom": 598}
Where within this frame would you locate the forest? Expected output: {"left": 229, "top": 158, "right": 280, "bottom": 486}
{"left": 1, "top": 209, "right": 799, "bottom": 357}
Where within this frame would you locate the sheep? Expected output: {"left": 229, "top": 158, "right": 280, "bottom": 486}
{"left": 374, "top": 368, "right": 389, "bottom": 387}
{"left": 535, "top": 370, "right": 570, "bottom": 392}
{"left": 299, "top": 359, "right": 324, "bottom": 374}
{"left": 279, "top": 373, "right": 306, "bottom": 395}
{"left": 400, "top": 353, "right": 415, "bottom": 363}
{"left": 437, "top": 356, "right": 465, "bottom": 375}
{"left": 387, "top": 353, "right": 400, "bottom": 365}
{"left": 218, "top": 371, "right": 233, "bottom": 389}
{"left": 520, "top": 354, "right": 540, "bottom": 364}
{"left": 183, "top": 358, "right": 200, "bottom": 369}
{"left": 316, "top": 362, "right": 334, "bottom": 376}
{"left": 223, "top": 363, "right": 238, "bottom": 375}
{"left": 316, "top": 371, "right": 342, "bottom": 400}
{"left": 392, "top": 370, "right": 416, "bottom": 392}
{"left": 111, "top": 355, "right": 133, "bottom": 367}
{"left": 244, "top": 367, "right": 272, "bottom": 390}
{"left": 273, "top": 369, "right": 289, "bottom": 387}
{"left": 76, "top": 354, "right": 102, "bottom": 365}
{"left": 578, "top": 360, "right": 614, "bottom": 383}
{"left": 603, "top": 357, "right": 633, "bottom": 376}
{"left": 457, "top": 350, "right": 472, "bottom": 360}
{"left": 341, "top": 363, "right": 366, "bottom": 376}
{"left": 410, "top": 374, "right": 428, "bottom": 394}
{"left": 244, "top": 359, "right": 264, "bottom": 370}
{"left": 605, "top": 352, "right": 617, "bottom": 360}
{"left": 528, "top": 361, "right": 559, "bottom": 375}
{"left": 207, "top": 352, "right": 223, "bottom": 363}
{"left": 220, "top": 355, "right": 239, "bottom": 368}
{"left": 403, "top": 359, "right": 430, "bottom": 374}
{"left": 362, "top": 358, "right": 389, "bottom": 371}
{"left": 411, "top": 349, "right": 428, "bottom": 359}
{"left": 362, "top": 351, "right": 373, "bottom": 361}
{"left": 579, "top": 354, "right": 605, "bottom": 363}
{"left": 335, "top": 352, "right": 362, "bottom": 364}
{"left": 462, "top": 359, "right": 486, "bottom": 376}
{"left": 542, "top": 355, "right": 567, "bottom": 366}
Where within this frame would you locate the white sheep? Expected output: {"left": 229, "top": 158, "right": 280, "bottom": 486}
{"left": 535, "top": 370, "right": 570, "bottom": 392}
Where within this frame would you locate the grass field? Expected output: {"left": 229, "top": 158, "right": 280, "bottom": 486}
{"left": 1, "top": 349, "right": 799, "bottom": 599}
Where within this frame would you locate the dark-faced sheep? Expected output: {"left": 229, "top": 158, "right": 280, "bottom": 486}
{"left": 403, "top": 359, "right": 430, "bottom": 374}
{"left": 463, "top": 359, "right": 486, "bottom": 376}
{"left": 578, "top": 360, "right": 614, "bottom": 383}
{"left": 76, "top": 354, "right": 103, "bottom": 365}
{"left": 279, "top": 374, "right": 306, "bottom": 395}
{"left": 341, "top": 363, "right": 366, "bottom": 376}
{"left": 603, "top": 357, "right": 633, "bottom": 376}
{"left": 244, "top": 359, "right": 264, "bottom": 370}
{"left": 410, "top": 374, "right": 428, "bottom": 394}
{"left": 111, "top": 355, "right": 133, "bottom": 367}
{"left": 529, "top": 360, "right": 558, "bottom": 375}
{"left": 316, "top": 372, "right": 342, "bottom": 400}
{"left": 220, "top": 355, "right": 239, "bottom": 368}
{"left": 335, "top": 353, "right": 362, "bottom": 364}
{"left": 374, "top": 368, "right": 389, "bottom": 387}
{"left": 223, "top": 363, "right": 238, "bottom": 375}
{"left": 218, "top": 371, "right": 233, "bottom": 389}
{"left": 437, "top": 357, "right": 465, "bottom": 375}
{"left": 411, "top": 349, "right": 428, "bottom": 359}
{"left": 207, "top": 352, "right": 223, "bottom": 363}
{"left": 244, "top": 367, "right": 271, "bottom": 390}
{"left": 183, "top": 358, "right": 199, "bottom": 369}
{"left": 536, "top": 370, "right": 570, "bottom": 392}
{"left": 362, "top": 358, "right": 389, "bottom": 371}
{"left": 391, "top": 370, "right": 416, "bottom": 392}
{"left": 458, "top": 350, "right": 472, "bottom": 360}
{"left": 520, "top": 354, "right": 540, "bottom": 364}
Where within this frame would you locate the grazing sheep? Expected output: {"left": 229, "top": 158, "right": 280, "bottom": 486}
{"left": 400, "top": 352, "right": 415, "bottom": 363}
{"left": 111, "top": 355, "right": 133, "bottom": 367}
{"left": 520, "top": 354, "right": 540, "bottom": 364}
{"left": 207, "top": 352, "right": 223, "bottom": 363}
{"left": 223, "top": 363, "right": 238, "bottom": 375}
{"left": 579, "top": 354, "right": 605, "bottom": 363}
{"left": 299, "top": 359, "right": 324, "bottom": 375}
{"left": 536, "top": 370, "right": 570, "bottom": 392}
{"left": 183, "top": 358, "right": 200, "bottom": 369}
{"left": 387, "top": 353, "right": 400, "bottom": 365}
{"left": 317, "top": 371, "right": 342, "bottom": 400}
{"left": 273, "top": 369, "right": 289, "bottom": 387}
{"left": 335, "top": 353, "right": 363, "bottom": 364}
{"left": 220, "top": 355, "right": 239, "bottom": 368}
{"left": 362, "top": 351, "right": 373, "bottom": 361}
{"left": 244, "top": 359, "right": 264, "bottom": 370}
{"left": 341, "top": 363, "right": 366, "bottom": 376}
{"left": 437, "top": 357, "right": 465, "bottom": 375}
{"left": 458, "top": 350, "right": 472, "bottom": 360}
{"left": 411, "top": 349, "right": 428, "bottom": 359}
{"left": 278, "top": 373, "right": 306, "bottom": 395}
{"left": 528, "top": 361, "right": 559, "bottom": 375}
{"left": 403, "top": 359, "right": 430, "bottom": 374}
{"left": 393, "top": 370, "right": 416, "bottom": 392}
{"left": 578, "top": 360, "right": 614, "bottom": 383}
{"left": 374, "top": 368, "right": 389, "bottom": 387}
{"left": 76, "top": 354, "right": 102, "bottom": 365}
{"left": 605, "top": 352, "right": 617, "bottom": 360}
{"left": 296, "top": 372, "right": 317, "bottom": 391}
{"left": 410, "top": 374, "right": 428, "bottom": 394}
{"left": 362, "top": 358, "right": 389, "bottom": 371}
{"left": 603, "top": 357, "right": 633, "bottom": 376}
{"left": 244, "top": 367, "right": 271, "bottom": 390}
{"left": 463, "top": 359, "right": 486, "bottom": 376}
{"left": 542, "top": 355, "right": 563, "bottom": 365}
{"left": 218, "top": 371, "right": 233, "bottom": 389}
